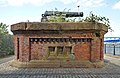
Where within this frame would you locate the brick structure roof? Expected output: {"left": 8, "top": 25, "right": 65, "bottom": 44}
{"left": 11, "top": 22, "right": 108, "bottom": 32}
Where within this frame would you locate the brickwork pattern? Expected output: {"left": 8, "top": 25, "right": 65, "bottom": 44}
{"left": 74, "top": 42, "right": 91, "bottom": 60}
{"left": 14, "top": 33, "right": 98, "bottom": 62}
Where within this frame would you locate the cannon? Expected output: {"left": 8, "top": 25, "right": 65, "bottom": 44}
{"left": 41, "top": 11, "right": 83, "bottom": 22}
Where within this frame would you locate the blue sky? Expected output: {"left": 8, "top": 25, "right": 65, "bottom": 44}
{"left": 0, "top": 0, "right": 120, "bottom": 37}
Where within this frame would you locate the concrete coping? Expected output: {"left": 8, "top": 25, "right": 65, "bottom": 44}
{"left": 11, "top": 22, "right": 108, "bottom": 32}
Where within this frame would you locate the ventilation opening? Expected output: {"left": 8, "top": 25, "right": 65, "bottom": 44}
{"left": 57, "top": 46, "right": 64, "bottom": 55}
{"left": 48, "top": 46, "right": 73, "bottom": 57}
{"left": 65, "top": 46, "right": 72, "bottom": 54}
{"left": 48, "top": 47, "right": 55, "bottom": 56}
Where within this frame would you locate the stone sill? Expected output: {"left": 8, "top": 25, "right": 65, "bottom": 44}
{"left": 11, "top": 22, "right": 108, "bottom": 32}
{"left": 10, "top": 60, "right": 104, "bottom": 68}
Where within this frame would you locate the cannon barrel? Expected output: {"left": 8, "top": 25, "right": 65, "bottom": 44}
{"left": 42, "top": 11, "right": 83, "bottom": 17}
{"left": 41, "top": 11, "right": 84, "bottom": 22}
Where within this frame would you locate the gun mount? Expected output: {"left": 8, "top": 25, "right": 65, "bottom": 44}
{"left": 41, "top": 11, "right": 83, "bottom": 22}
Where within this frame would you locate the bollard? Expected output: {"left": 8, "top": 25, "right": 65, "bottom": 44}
{"left": 104, "top": 44, "right": 106, "bottom": 54}
{"left": 113, "top": 44, "right": 115, "bottom": 55}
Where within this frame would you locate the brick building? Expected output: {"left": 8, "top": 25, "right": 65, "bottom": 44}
{"left": 11, "top": 22, "right": 108, "bottom": 67}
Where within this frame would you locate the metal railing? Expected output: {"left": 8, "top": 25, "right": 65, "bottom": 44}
{"left": 104, "top": 43, "right": 120, "bottom": 55}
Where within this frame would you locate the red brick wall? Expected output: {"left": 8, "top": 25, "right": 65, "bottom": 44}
{"left": 14, "top": 33, "right": 104, "bottom": 62}
{"left": 100, "top": 37, "right": 104, "bottom": 61}
{"left": 74, "top": 42, "right": 91, "bottom": 60}
{"left": 94, "top": 38, "right": 101, "bottom": 61}
{"left": 14, "top": 35, "right": 30, "bottom": 62}
{"left": 90, "top": 37, "right": 104, "bottom": 62}
{"left": 14, "top": 36, "right": 18, "bottom": 60}
{"left": 31, "top": 42, "right": 47, "bottom": 60}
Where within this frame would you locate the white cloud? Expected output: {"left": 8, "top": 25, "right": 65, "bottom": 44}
{"left": 113, "top": 1, "right": 120, "bottom": 9}
{"left": 0, "top": 0, "right": 77, "bottom": 7}
{"left": 0, "top": 0, "right": 7, "bottom": 7}
{"left": 0, "top": 0, "right": 54, "bottom": 6}
{"left": 105, "top": 21, "right": 120, "bottom": 37}
{"left": 76, "top": 0, "right": 105, "bottom": 8}
{"left": 0, "top": 0, "right": 105, "bottom": 7}
{"left": 6, "top": 0, "right": 25, "bottom": 6}
{"left": 60, "top": 0, "right": 77, "bottom": 4}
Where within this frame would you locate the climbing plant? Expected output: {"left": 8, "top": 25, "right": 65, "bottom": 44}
{"left": 47, "top": 8, "right": 112, "bottom": 31}
{"left": 79, "top": 11, "right": 112, "bottom": 31}
{"left": 48, "top": 8, "right": 76, "bottom": 22}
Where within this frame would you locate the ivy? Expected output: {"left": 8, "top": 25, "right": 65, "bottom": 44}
{"left": 80, "top": 11, "right": 112, "bottom": 31}
{"left": 47, "top": 8, "right": 112, "bottom": 31}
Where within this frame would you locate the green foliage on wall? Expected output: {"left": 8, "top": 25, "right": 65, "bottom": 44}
{"left": 79, "top": 11, "right": 112, "bottom": 31}
{"left": 48, "top": 9, "right": 112, "bottom": 31}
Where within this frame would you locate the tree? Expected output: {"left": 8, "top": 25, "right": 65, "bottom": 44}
{"left": 0, "top": 22, "right": 8, "bottom": 35}
{"left": 0, "top": 22, "right": 14, "bottom": 56}
{"left": 0, "top": 34, "right": 14, "bottom": 55}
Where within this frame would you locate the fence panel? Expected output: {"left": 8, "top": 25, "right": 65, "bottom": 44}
{"left": 104, "top": 44, "right": 120, "bottom": 55}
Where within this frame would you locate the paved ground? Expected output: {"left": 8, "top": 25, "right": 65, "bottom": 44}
{"left": 0, "top": 55, "right": 120, "bottom": 78}
{"left": 104, "top": 54, "right": 120, "bottom": 66}
{"left": 0, "top": 56, "right": 14, "bottom": 64}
